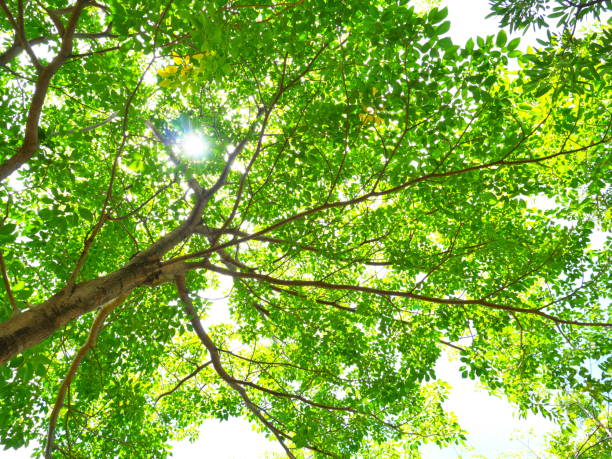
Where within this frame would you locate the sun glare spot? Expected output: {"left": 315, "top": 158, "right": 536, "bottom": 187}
{"left": 180, "top": 132, "right": 209, "bottom": 159}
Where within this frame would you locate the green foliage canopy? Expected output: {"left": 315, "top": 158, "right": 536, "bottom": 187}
{"left": 0, "top": 0, "right": 610, "bottom": 457}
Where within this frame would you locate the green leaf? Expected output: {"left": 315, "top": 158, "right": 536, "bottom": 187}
{"left": 496, "top": 29, "right": 507, "bottom": 47}
{"left": 506, "top": 37, "right": 520, "bottom": 51}
{"left": 534, "top": 83, "right": 552, "bottom": 97}
{"left": 78, "top": 208, "right": 94, "bottom": 220}
{"left": 436, "top": 21, "right": 451, "bottom": 35}
{"left": 465, "top": 37, "right": 475, "bottom": 52}
{"left": 438, "top": 37, "right": 453, "bottom": 50}
{"left": 0, "top": 223, "right": 16, "bottom": 235}
{"left": 428, "top": 7, "right": 449, "bottom": 24}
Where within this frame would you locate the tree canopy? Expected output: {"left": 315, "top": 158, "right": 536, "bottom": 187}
{"left": 0, "top": 0, "right": 610, "bottom": 457}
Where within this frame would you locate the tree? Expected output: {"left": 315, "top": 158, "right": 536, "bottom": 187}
{"left": 543, "top": 392, "right": 611, "bottom": 458}
{"left": 0, "top": 0, "right": 610, "bottom": 457}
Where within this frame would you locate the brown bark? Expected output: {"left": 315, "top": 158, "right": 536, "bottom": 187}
{"left": 0, "top": 259, "right": 186, "bottom": 365}
{"left": 44, "top": 293, "right": 128, "bottom": 459}
{"left": 174, "top": 274, "right": 298, "bottom": 459}
{"left": 198, "top": 261, "right": 612, "bottom": 328}
{"left": 0, "top": 104, "right": 262, "bottom": 364}
{"left": 0, "top": 0, "right": 88, "bottom": 181}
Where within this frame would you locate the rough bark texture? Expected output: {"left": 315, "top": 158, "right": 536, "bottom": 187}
{"left": 0, "top": 260, "right": 185, "bottom": 365}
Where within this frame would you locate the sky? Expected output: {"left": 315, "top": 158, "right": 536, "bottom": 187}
{"left": 1, "top": 1, "right": 607, "bottom": 458}
{"left": 169, "top": 355, "right": 558, "bottom": 459}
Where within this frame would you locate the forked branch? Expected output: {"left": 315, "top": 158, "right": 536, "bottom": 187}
{"left": 196, "top": 262, "right": 611, "bottom": 328}
{"left": 44, "top": 293, "right": 129, "bottom": 459}
{"left": 0, "top": 0, "right": 90, "bottom": 181}
{"left": 174, "top": 274, "right": 297, "bottom": 458}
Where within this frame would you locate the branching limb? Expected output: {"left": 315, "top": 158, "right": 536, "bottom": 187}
{"left": 110, "top": 179, "right": 176, "bottom": 222}
{"left": 175, "top": 132, "right": 611, "bottom": 264}
{"left": 214, "top": 43, "right": 332, "bottom": 233}
{"left": 44, "top": 293, "right": 129, "bottom": 459}
{"left": 129, "top": 106, "right": 265, "bottom": 266}
{"left": 0, "top": 0, "right": 43, "bottom": 70}
{"left": 234, "top": 377, "right": 400, "bottom": 429}
{"left": 196, "top": 224, "right": 394, "bottom": 267}
{"left": 218, "top": 348, "right": 359, "bottom": 384}
{"left": 195, "top": 262, "right": 611, "bottom": 328}
{"left": 66, "top": 212, "right": 109, "bottom": 291}
{"left": 0, "top": 36, "right": 47, "bottom": 66}
{"left": 0, "top": 0, "right": 90, "bottom": 181}
{"left": 155, "top": 360, "right": 212, "bottom": 403}
{"left": 188, "top": 247, "right": 399, "bottom": 429}
{"left": 174, "top": 274, "right": 296, "bottom": 458}
{"left": 0, "top": 27, "right": 117, "bottom": 66}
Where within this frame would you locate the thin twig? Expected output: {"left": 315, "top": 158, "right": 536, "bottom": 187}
{"left": 66, "top": 212, "right": 109, "bottom": 291}
{"left": 155, "top": 360, "right": 212, "bottom": 402}
{"left": 49, "top": 111, "right": 119, "bottom": 137}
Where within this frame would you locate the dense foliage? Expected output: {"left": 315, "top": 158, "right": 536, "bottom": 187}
{"left": 0, "top": 0, "right": 610, "bottom": 457}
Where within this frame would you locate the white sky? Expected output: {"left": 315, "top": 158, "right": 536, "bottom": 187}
{"left": 1, "top": 1, "right": 607, "bottom": 458}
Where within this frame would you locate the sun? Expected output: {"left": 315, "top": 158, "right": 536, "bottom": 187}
{"left": 179, "top": 132, "right": 209, "bottom": 159}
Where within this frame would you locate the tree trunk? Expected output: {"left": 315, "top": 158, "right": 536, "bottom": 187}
{"left": 0, "top": 259, "right": 185, "bottom": 365}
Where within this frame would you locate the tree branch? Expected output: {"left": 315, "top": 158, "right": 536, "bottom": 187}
{"left": 155, "top": 360, "right": 212, "bottom": 403}
{"left": 49, "top": 110, "right": 119, "bottom": 137}
{"left": 175, "top": 133, "right": 611, "bottom": 264}
{"left": 129, "top": 108, "right": 265, "bottom": 266}
{"left": 44, "top": 293, "right": 129, "bottom": 459}
{"left": 65, "top": 212, "right": 109, "bottom": 291}
{"left": 174, "top": 274, "right": 297, "bottom": 458}
{"left": 0, "top": 0, "right": 43, "bottom": 70}
{"left": 0, "top": 251, "right": 18, "bottom": 315}
{"left": 0, "top": 0, "right": 90, "bottom": 181}
{"left": 0, "top": 36, "right": 47, "bottom": 66}
{"left": 196, "top": 262, "right": 611, "bottom": 328}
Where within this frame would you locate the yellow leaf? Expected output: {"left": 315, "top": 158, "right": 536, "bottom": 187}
{"left": 159, "top": 79, "right": 172, "bottom": 88}
{"left": 359, "top": 111, "right": 384, "bottom": 126}
{"left": 192, "top": 53, "right": 205, "bottom": 60}
{"left": 180, "top": 64, "right": 192, "bottom": 78}
{"left": 157, "top": 65, "right": 178, "bottom": 77}
{"left": 371, "top": 87, "right": 378, "bottom": 95}
{"left": 180, "top": 65, "right": 192, "bottom": 79}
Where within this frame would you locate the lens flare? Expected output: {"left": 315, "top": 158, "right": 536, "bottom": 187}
{"left": 180, "top": 132, "right": 209, "bottom": 159}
